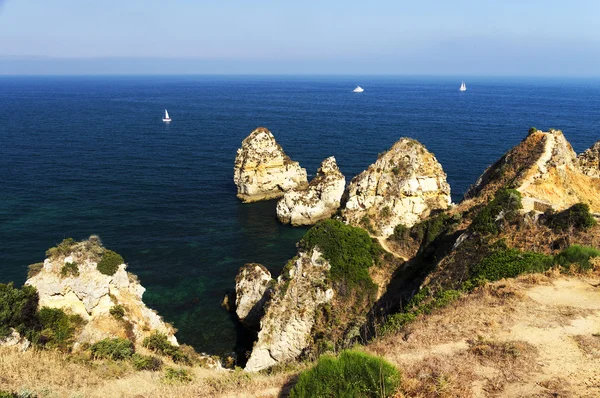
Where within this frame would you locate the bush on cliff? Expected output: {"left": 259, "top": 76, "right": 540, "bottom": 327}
{"left": 471, "top": 248, "right": 553, "bottom": 282}
{"left": 545, "top": 203, "right": 596, "bottom": 232}
{"left": 97, "top": 250, "right": 124, "bottom": 276}
{"left": 0, "top": 283, "right": 39, "bottom": 337}
{"left": 45, "top": 238, "right": 76, "bottom": 258}
{"left": 90, "top": 338, "right": 134, "bottom": 360}
{"left": 471, "top": 189, "right": 522, "bottom": 235}
{"left": 289, "top": 350, "right": 400, "bottom": 398}
{"left": 131, "top": 353, "right": 163, "bottom": 371}
{"left": 143, "top": 331, "right": 190, "bottom": 364}
{"left": 298, "top": 219, "right": 382, "bottom": 290}
{"left": 35, "top": 307, "right": 83, "bottom": 351}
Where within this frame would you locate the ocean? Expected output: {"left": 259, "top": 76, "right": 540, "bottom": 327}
{"left": 1, "top": 75, "right": 600, "bottom": 355}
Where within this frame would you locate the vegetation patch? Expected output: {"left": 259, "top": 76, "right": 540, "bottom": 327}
{"left": 471, "top": 248, "right": 553, "bottom": 282}
{"left": 97, "top": 250, "right": 124, "bottom": 276}
{"left": 555, "top": 244, "right": 600, "bottom": 272}
{"left": 290, "top": 349, "right": 400, "bottom": 398}
{"left": 60, "top": 262, "right": 79, "bottom": 278}
{"left": 0, "top": 283, "right": 39, "bottom": 338}
{"left": 45, "top": 238, "right": 77, "bottom": 259}
{"left": 131, "top": 353, "right": 163, "bottom": 371}
{"left": 298, "top": 219, "right": 382, "bottom": 291}
{"left": 143, "top": 331, "right": 190, "bottom": 364}
{"left": 27, "top": 263, "right": 44, "bottom": 279}
{"left": 471, "top": 189, "right": 522, "bottom": 235}
{"left": 90, "top": 338, "right": 134, "bottom": 360}
{"left": 164, "top": 367, "right": 192, "bottom": 384}
{"left": 35, "top": 307, "right": 84, "bottom": 351}
{"left": 544, "top": 203, "right": 596, "bottom": 232}
{"left": 109, "top": 304, "right": 126, "bottom": 320}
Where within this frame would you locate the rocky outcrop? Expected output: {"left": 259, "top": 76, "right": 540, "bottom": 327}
{"left": 235, "top": 263, "right": 272, "bottom": 329}
{"left": 25, "top": 237, "right": 177, "bottom": 348}
{"left": 244, "top": 248, "right": 334, "bottom": 372}
{"left": 0, "top": 329, "right": 30, "bottom": 352}
{"left": 276, "top": 156, "right": 346, "bottom": 226}
{"left": 234, "top": 127, "right": 308, "bottom": 203}
{"left": 578, "top": 141, "right": 600, "bottom": 178}
{"left": 466, "top": 129, "right": 600, "bottom": 213}
{"left": 341, "top": 138, "right": 451, "bottom": 237}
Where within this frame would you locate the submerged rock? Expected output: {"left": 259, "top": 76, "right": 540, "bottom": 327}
{"left": 341, "top": 138, "right": 451, "bottom": 237}
{"left": 235, "top": 263, "right": 272, "bottom": 329}
{"left": 244, "top": 248, "right": 334, "bottom": 372}
{"left": 276, "top": 156, "right": 346, "bottom": 226}
{"left": 578, "top": 141, "right": 600, "bottom": 178}
{"left": 234, "top": 127, "right": 308, "bottom": 203}
{"left": 26, "top": 237, "right": 178, "bottom": 348}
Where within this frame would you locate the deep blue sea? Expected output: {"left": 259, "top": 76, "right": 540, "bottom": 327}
{"left": 1, "top": 75, "right": 600, "bottom": 355}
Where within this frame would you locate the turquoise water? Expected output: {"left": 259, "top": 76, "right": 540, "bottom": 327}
{"left": 1, "top": 75, "right": 600, "bottom": 355}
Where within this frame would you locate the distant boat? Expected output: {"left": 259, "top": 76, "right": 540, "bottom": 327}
{"left": 162, "top": 109, "right": 171, "bottom": 122}
{"left": 459, "top": 81, "right": 467, "bottom": 92}
{"left": 353, "top": 86, "right": 364, "bottom": 93}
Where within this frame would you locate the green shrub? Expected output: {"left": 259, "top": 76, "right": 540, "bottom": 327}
{"left": 164, "top": 367, "right": 192, "bottom": 383}
{"left": 45, "top": 238, "right": 76, "bottom": 258}
{"left": 529, "top": 127, "right": 538, "bottom": 134}
{"left": 545, "top": 203, "right": 596, "bottom": 232}
{"left": 143, "top": 331, "right": 190, "bottom": 364}
{"left": 392, "top": 223, "right": 409, "bottom": 241}
{"left": 27, "top": 263, "right": 44, "bottom": 279}
{"left": 471, "top": 189, "right": 522, "bottom": 235}
{"left": 471, "top": 248, "right": 553, "bottom": 282}
{"left": 555, "top": 245, "right": 600, "bottom": 271}
{"left": 97, "top": 250, "right": 124, "bottom": 276}
{"left": 131, "top": 353, "right": 163, "bottom": 371}
{"left": 0, "top": 283, "right": 39, "bottom": 337}
{"left": 60, "top": 262, "right": 79, "bottom": 277}
{"left": 298, "top": 220, "right": 381, "bottom": 290}
{"left": 289, "top": 350, "right": 400, "bottom": 398}
{"left": 89, "top": 338, "right": 134, "bottom": 360}
{"left": 35, "top": 307, "right": 83, "bottom": 350}
{"left": 0, "top": 392, "right": 17, "bottom": 398}
{"left": 109, "top": 305, "right": 125, "bottom": 320}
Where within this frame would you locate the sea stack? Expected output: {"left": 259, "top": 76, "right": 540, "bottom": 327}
{"left": 276, "top": 156, "right": 346, "bottom": 226}
{"left": 234, "top": 127, "right": 308, "bottom": 203}
{"left": 25, "top": 236, "right": 178, "bottom": 348}
{"left": 341, "top": 138, "right": 451, "bottom": 237}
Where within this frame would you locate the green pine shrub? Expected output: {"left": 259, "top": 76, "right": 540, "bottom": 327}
{"left": 131, "top": 353, "right": 163, "bottom": 371}
{"left": 109, "top": 304, "right": 126, "bottom": 320}
{"left": 89, "top": 338, "right": 134, "bottom": 360}
{"left": 60, "top": 262, "right": 79, "bottom": 278}
{"left": 143, "top": 331, "right": 190, "bottom": 364}
{"left": 0, "top": 283, "right": 40, "bottom": 338}
{"left": 289, "top": 350, "right": 400, "bottom": 398}
{"left": 471, "top": 189, "right": 522, "bottom": 235}
{"left": 97, "top": 250, "right": 124, "bottom": 276}
{"left": 471, "top": 248, "right": 553, "bottom": 282}
{"left": 545, "top": 203, "right": 596, "bottom": 232}
{"left": 555, "top": 244, "right": 600, "bottom": 271}
{"left": 35, "top": 307, "right": 83, "bottom": 350}
{"left": 164, "top": 367, "right": 192, "bottom": 383}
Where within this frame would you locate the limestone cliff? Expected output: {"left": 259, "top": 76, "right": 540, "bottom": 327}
{"left": 234, "top": 127, "right": 308, "bottom": 203}
{"left": 578, "top": 141, "right": 600, "bottom": 178}
{"left": 234, "top": 263, "right": 272, "bottom": 329}
{"left": 25, "top": 237, "right": 177, "bottom": 348}
{"left": 466, "top": 129, "right": 600, "bottom": 213}
{"left": 276, "top": 156, "right": 346, "bottom": 226}
{"left": 341, "top": 138, "right": 451, "bottom": 237}
{"left": 244, "top": 248, "right": 334, "bottom": 372}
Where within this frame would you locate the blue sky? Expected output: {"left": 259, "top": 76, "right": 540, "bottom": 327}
{"left": 0, "top": 0, "right": 599, "bottom": 75}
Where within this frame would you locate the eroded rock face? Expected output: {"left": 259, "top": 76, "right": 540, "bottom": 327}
{"left": 235, "top": 263, "right": 272, "bottom": 329}
{"left": 244, "top": 248, "right": 334, "bottom": 372}
{"left": 276, "top": 156, "right": 346, "bottom": 226}
{"left": 341, "top": 138, "right": 451, "bottom": 237}
{"left": 578, "top": 141, "right": 600, "bottom": 178}
{"left": 234, "top": 127, "right": 308, "bottom": 203}
{"left": 0, "top": 329, "right": 30, "bottom": 352}
{"left": 26, "top": 238, "right": 177, "bottom": 348}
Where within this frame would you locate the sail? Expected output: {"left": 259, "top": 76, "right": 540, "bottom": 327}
{"left": 165, "top": 110, "right": 170, "bottom": 119}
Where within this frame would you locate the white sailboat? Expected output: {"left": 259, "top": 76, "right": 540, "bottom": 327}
{"left": 353, "top": 85, "right": 364, "bottom": 93}
{"left": 459, "top": 81, "right": 467, "bottom": 92}
{"left": 162, "top": 109, "right": 172, "bottom": 122}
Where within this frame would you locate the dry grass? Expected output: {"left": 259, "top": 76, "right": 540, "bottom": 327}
{"left": 0, "top": 347, "right": 302, "bottom": 398}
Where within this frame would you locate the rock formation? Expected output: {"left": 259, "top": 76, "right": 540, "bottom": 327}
{"left": 276, "top": 156, "right": 346, "bottom": 226}
{"left": 235, "top": 263, "right": 272, "bottom": 329}
{"left": 341, "top": 138, "right": 451, "bottom": 237}
{"left": 466, "top": 129, "right": 600, "bottom": 213}
{"left": 25, "top": 237, "right": 177, "bottom": 348}
{"left": 244, "top": 248, "right": 334, "bottom": 372}
{"left": 578, "top": 141, "right": 600, "bottom": 178}
{"left": 234, "top": 127, "right": 308, "bottom": 203}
